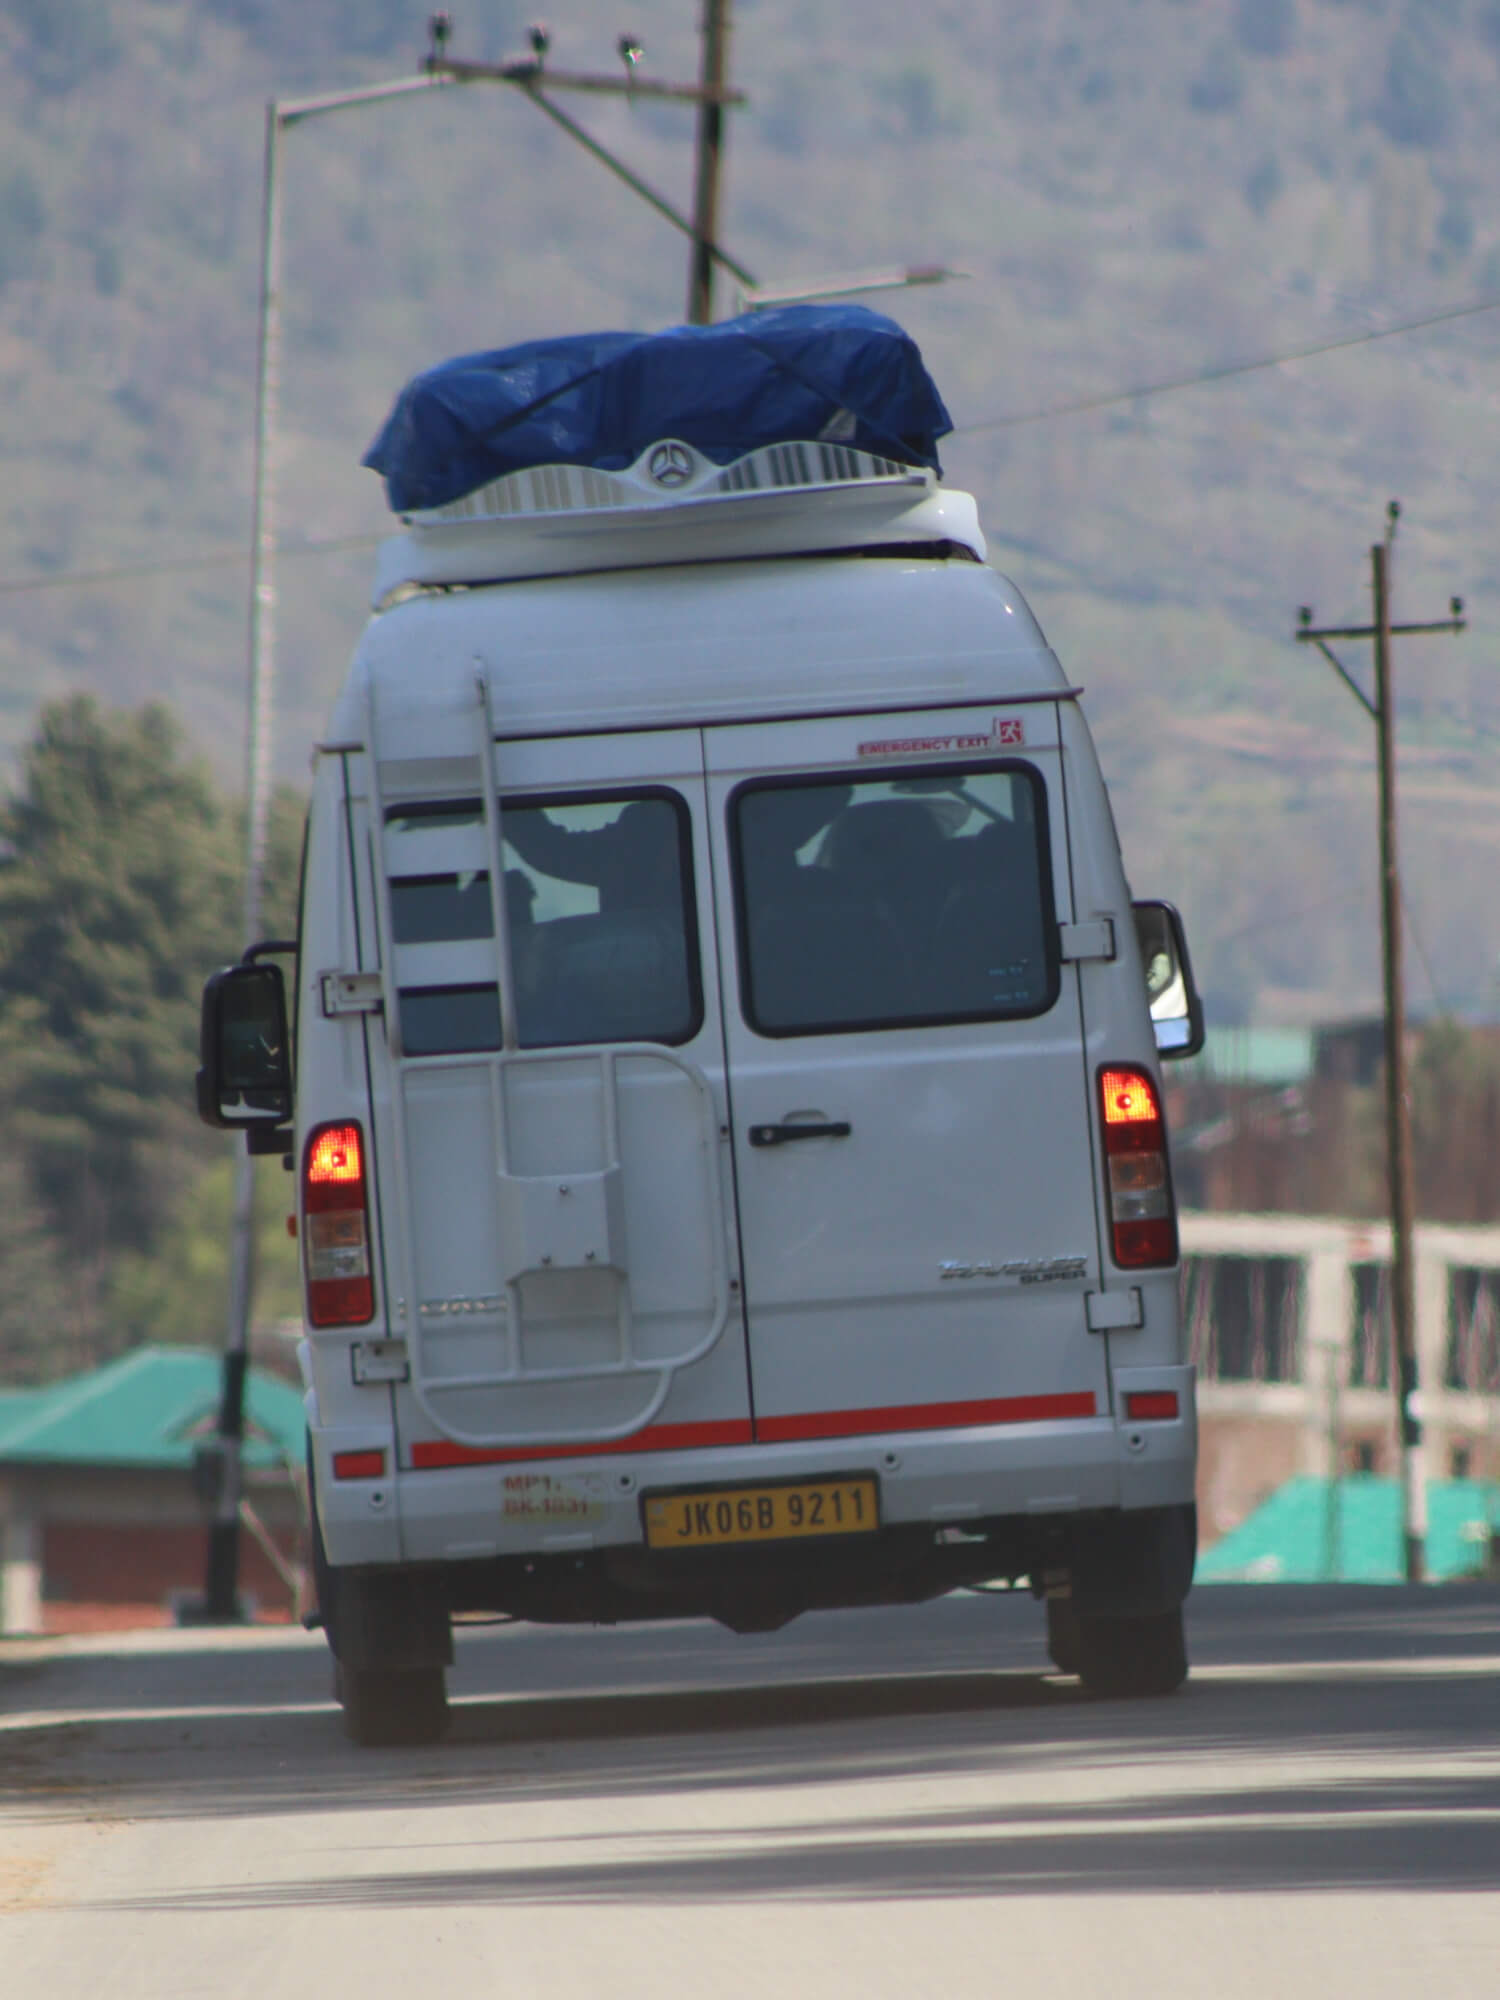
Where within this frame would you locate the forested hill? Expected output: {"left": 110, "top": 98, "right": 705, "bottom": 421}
{"left": 4, "top": 0, "right": 1500, "bottom": 1025}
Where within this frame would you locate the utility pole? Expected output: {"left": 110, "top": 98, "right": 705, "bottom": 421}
{"left": 1296, "top": 502, "right": 1465, "bottom": 1583}
{"left": 424, "top": 11, "right": 753, "bottom": 315}
{"left": 687, "top": 0, "right": 732, "bottom": 324}
{"left": 199, "top": 18, "right": 753, "bottom": 1622}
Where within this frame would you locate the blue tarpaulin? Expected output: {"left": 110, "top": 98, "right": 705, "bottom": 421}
{"left": 363, "top": 305, "right": 953, "bottom": 514}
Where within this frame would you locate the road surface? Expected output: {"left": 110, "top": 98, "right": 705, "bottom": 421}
{"left": 2, "top": 1583, "right": 1498, "bottom": 1998}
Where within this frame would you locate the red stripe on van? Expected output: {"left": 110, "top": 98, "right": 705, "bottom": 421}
{"left": 755, "top": 1391, "right": 1097, "bottom": 1443}
{"left": 409, "top": 1417, "right": 756, "bottom": 1470}
{"left": 408, "top": 1393, "right": 1096, "bottom": 1469}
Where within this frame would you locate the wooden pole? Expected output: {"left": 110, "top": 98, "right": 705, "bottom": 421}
{"left": 687, "top": 0, "right": 731, "bottom": 323}
{"left": 1372, "top": 538, "right": 1426, "bottom": 1581}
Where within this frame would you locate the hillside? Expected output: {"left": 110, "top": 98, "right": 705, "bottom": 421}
{"left": 3, "top": 0, "right": 1499, "bottom": 1023}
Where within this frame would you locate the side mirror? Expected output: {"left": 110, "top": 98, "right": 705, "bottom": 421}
{"left": 196, "top": 958, "right": 293, "bottom": 1132}
{"left": 1132, "top": 900, "right": 1205, "bottom": 1060}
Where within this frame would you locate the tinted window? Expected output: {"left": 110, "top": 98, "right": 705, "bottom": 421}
{"left": 400, "top": 984, "right": 503, "bottom": 1057}
{"left": 388, "top": 791, "right": 702, "bottom": 1054}
{"left": 732, "top": 765, "right": 1056, "bottom": 1036}
{"left": 390, "top": 872, "right": 494, "bottom": 944}
{"left": 505, "top": 794, "right": 701, "bottom": 1048}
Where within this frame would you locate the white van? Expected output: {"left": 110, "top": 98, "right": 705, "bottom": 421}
{"left": 200, "top": 426, "right": 1204, "bottom": 1745}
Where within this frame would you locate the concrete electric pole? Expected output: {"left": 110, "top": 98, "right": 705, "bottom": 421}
{"left": 1295, "top": 503, "right": 1465, "bottom": 1582}
{"left": 200, "top": 13, "right": 752, "bottom": 1623}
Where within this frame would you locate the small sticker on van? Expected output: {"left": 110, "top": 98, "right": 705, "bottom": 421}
{"left": 501, "top": 1472, "right": 608, "bottom": 1525}
{"left": 858, "top": 715, "right": 1025, "bottom": 758}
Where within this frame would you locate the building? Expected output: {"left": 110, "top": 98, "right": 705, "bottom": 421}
{"left": 0, "top": 1346, "right": 307, "bottom": 1635}
{"left": 1184, "top": 1212, "right": 1500, "bottom": 1546}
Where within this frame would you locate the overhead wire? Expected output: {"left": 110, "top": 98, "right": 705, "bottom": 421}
{"left": 954, "top": 291, "right": 1500, "bottom": 434}
{"left": 4, "top": 291, "right": 1500, "bottom": 600}
{"left": 0, "top": 532, "right": 382, "bottom": 598}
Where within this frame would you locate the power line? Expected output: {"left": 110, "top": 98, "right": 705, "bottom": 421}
{"left": 8, "top": 292, "right": 1500, "bottom": 603}
{"left": 0, "top": 533, "right": 381, "bottom": 598}
{"left": 955, "top": 292, "right": 1500, "bottom": 436}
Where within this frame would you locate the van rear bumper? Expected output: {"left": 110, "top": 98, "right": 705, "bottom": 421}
{"left": 315, "top": 1365, "right": 1196, "bottom": 1574}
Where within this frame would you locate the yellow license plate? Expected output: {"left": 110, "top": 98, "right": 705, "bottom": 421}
{"left": 642, "top": 1477, "right": 879, "bottom": 1550}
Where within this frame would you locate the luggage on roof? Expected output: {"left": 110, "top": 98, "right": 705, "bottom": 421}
{"left": 362, "top": 303, "right": 953, "bottom": 514}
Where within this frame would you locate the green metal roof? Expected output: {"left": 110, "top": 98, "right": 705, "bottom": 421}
{"left": 1199, "top": 1475, "right": 1499, "bottom": 1584}
{"left": 0, "top": 1346, "right": 305, "bottom": 1472}
{"left": 1193, "top": 1026, "right": 1315, "bottom": 1086}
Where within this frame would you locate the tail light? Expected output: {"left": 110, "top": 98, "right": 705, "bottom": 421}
{"left": 1098, "top": 1066, "right": 1178, "bottom": 1269}
{"left": 303, "top": 1121, "right": 375, "bottom": 1326}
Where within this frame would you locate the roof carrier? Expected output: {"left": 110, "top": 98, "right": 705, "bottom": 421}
{"left": 370, "top": 436, "right": 984, "bottom": 607}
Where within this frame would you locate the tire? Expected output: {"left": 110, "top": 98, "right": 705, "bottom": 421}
{"left": 1045, "top": 1597, "right": 1082, "bottom": 1676}
{"left": 1074, "top": 1605, "right": 1188, "bottom": 1698}
{"left": 338, "top": 1662, "right": 450, "bottom": 1748}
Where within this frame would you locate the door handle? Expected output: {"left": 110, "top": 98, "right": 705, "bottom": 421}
{"left": 748, "top": 1120, "right": 852, "bottom": 1148}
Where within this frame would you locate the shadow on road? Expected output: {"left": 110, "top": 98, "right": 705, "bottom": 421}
{"left": 84, "top": 1785, "right": 1500, "bottom": 1909}
{"left": 3, "top": 1582, "right": 1497, "bottom": 1908}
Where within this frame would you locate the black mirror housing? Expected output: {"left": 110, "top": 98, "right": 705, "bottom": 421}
{"left": 1132, "top": 900, "right": 1205, "bottom": 1060}
{"left": 197, "top": 959, "right": 293, "bottom": 1130}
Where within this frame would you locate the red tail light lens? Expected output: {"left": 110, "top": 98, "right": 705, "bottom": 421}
{"left": 333, "top": 1448, "right": 386, "bottom": 1481}
{"left": 1124, "top": 1390, "right": 1180, "bottom": 1422}
{"left": 303, "top": 1121, "right": 374, "bottom": 1326}
{"left": 1098, "top": 1067, "right": 1178, "bottom": 1269}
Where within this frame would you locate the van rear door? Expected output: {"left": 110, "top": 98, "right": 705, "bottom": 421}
{"left": 703, "top": 705, "right": 1111, "bottom": 1445}
{"left": 356, "top": 726, "right": 751, "bottom": 1464}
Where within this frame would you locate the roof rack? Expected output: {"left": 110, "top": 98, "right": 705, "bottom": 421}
{"left": 410, "top": 437, "right": 926, "bottom": 526}
{"left": 371, "top": 437, "right": 983, "bottom": 606}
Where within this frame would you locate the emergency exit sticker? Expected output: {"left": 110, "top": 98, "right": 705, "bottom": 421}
{"left": 858, "top": 715, "right": 1025, "bottom": 758}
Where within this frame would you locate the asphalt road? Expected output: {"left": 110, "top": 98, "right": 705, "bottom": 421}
{"left": 2, "top": 1583, "right": 1498, "bottom": 1999}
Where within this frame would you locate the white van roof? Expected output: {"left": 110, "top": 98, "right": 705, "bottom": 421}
{"left": 331, "top": 442, "right": 1070, "bottom": 750}
{"left": 331, "top": 553, "right": 1068, "bottom": 751}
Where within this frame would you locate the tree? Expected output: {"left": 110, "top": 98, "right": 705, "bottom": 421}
{"left": 0, "top": 698, "right": 307, "bottom": 1381}
{"left": 108, "top": 1154, "right": 303, "bottom": 1354}
{"left": 0, "top": 1151, "right": 79, "bottom": 1384}
{"left": 1234, "top": 0, "right": 1296, "bottom": 59}
{"left": 1375, "top": 30, "right": 1453, "bottom": 149}
{"left": 0, "top": 697, "right": 240, "bottom": 1286}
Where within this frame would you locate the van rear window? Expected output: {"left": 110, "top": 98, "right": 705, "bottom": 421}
{"left": 390, "top": 872, "right": 494, "bottom": 944}
{"left": 731, "top": 764, "right": 1057, "bottom": 1036}
{"left": 388, "top": 790, "right": 702, "bottom": 1053}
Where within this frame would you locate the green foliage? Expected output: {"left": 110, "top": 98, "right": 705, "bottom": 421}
{"left": 0, "top": 697, "right": 239, "bottom": 1268}
{"left": 107, "top": 1154, "right": 302, "bottom": 1351}
{"left": 1234, "top": 0, "right": 1297, "bottom": 57}
{"left": 0, "top": 167, "right": 46, "bottom": 288}
{"left": 5, "top": 0, "right": 119, "bottom": 94}
{"left": 874, "top": 61, "right": 967, "bottom": 142}
{"left": 0, "top": 1150, "right": 81, "bottom": 1384}
{"left": 0, "top": 699, "right": 308, "bottom": 1380}
{"left": 92, "top": 240, "right": 121, "bottom": 297}
{"left": 1375, "top": 29, "right": 1453, "bottom": 147}
{"left": 1187, "top": 41, "right": 1245, "bottom": 113}
{"left": 3, "top": 0, "right": 1500, "bottom": 1034}
{"left": 1244, "top": 153, "right": 1285, "bottom": 218}
{"left": 1434, "top": 187, "right": 1474, "bottom": 263}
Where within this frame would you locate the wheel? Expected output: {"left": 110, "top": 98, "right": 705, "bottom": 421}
{"left": 339, "top": 1662, "right": 450, "bottom": 1747}
{"left": 1045, "top": 1597, "right": 1082, "bottom": 1676}
{"left": 1074, "top": 1605, "right": 1188, "bottom": 1698}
